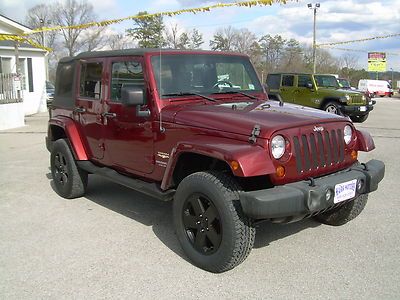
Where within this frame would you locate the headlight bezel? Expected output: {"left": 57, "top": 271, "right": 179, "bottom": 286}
{"left": 270, "top": 135, "right": 286, "bottom": 160}
{"left": 344, "top": 124, "right": 353, "bottom": 145}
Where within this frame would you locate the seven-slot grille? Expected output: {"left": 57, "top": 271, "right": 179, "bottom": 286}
{"left": 349, "top": 94, "right": 365, "bottom": 105}
{"left": 292, "top": 129, "right": 345, "bottom": 174}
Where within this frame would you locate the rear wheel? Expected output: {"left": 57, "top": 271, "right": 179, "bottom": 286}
{"left": 173, "top": 171, "right": 255, "bottom": 273}
{"left": 323, "top": 101, "right": 342, "bottom": 115}
{"left": 50, "top": 139, "right": 88, "bottom": 199}
{"left": 314, "top": 194, "right": 368, "bottom": 226}
{"left": 350, "top": 113, "right": 369, "bottom": 123}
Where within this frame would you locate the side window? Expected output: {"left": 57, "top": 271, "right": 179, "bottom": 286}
{"left": 266, "top": 74, "right": 280, "bottom": 89}
{"left": 111, "top": 61, "right": 144, "bottom": 102}
{"left": 55, "top": 61, "right": 75, "bottom": 98}
{"left": 282, "top": 75, "right": 294, "bottom": 87}
{"left": 298, "top": 75, "right": 312, "bottom": 88}
{"left": 79, "top": 62, "right": 103, "bottom": 99}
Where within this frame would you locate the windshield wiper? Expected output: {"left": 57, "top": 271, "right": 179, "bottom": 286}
{"left": 162, "top": 92, "right": 216, "bottom": 102}
{"left": 212, "top": 90, "right": 258, "bottom": 100}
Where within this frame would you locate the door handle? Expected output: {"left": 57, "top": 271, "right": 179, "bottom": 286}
{"left": 102, "top": 112, "right": 117, "bottom": 119}
{"left": 74, "top": 107, "right": 86, "bottom": 113}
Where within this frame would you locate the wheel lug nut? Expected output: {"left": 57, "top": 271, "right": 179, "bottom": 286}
{"left": 196, "top": 221, "right": 200, "bottom": 225}
{"left": 206, "top": 228, "right": 209, "bottom": 231}
{"left": 199, "top": 214, "right": 203, "bottom": 218}
{"left": 201, "top": 229, "right": 205, "bottom": 232}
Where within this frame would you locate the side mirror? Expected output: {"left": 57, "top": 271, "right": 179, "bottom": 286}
{"left": 121, "top": 85, "right": 150, "bottom": 117}
{"left": 121, "top": 85, "right": 145, "bottom": 106}
{"left": 307, "top": 82, "right": 313, "bottom": 89}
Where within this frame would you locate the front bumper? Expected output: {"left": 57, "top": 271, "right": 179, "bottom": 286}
{"left": 340, "top": 104, "right": 374, "bottom": 116}
{"left": 239, "top": 159, "right": 385, "bottom": 221}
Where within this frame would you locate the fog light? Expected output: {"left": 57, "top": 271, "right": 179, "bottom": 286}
{"left": 325, "top": 189, "right": 333, "bottom": 202}
{"left": 276, "top": 165, "right": 285, "bottom": 177}
{"left": 351, "top": 150, "right": 358, "bottom": 160}
{"left": 357, "top": 179, "right": 364, "bottom": 192}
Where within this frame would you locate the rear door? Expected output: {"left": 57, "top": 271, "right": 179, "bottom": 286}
{"left": 102, "top": 57, "right": 155, "bottom": 174}
{"left": 74, "top": 58, "right": 105, "bottom": 160}
{"left": 279, "top": 74, "right": 296, "bottom": 103}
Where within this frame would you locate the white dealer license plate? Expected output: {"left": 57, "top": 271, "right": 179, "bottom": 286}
{"left": 334, "top": 179, "right": 357, "bottom": 203}
{"left": 359, "top": 106, "right": 367, "bottom": 112}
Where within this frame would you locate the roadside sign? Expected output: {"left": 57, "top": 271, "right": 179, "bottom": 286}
{"left": 368, "top": 52, "right": 386, "bottom": 72}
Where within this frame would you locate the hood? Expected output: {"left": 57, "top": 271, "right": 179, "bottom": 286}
{"left": 162, "top": 100, "right": 347, "bottom": 138}
{"left": 318, "top": 87, "right": 362, "bottom": 95}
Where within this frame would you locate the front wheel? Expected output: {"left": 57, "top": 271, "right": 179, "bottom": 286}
{"left": 350, "top": 113, "right": 369, "bottom": 123}
{"left": 323, "top": 101, "right": 342, "bottom": 115}
{"left": 314, "top": 194, "right": 368, "bottom": 226}
{"left": 173, "top": 171, "right": 255, "bottom": 273}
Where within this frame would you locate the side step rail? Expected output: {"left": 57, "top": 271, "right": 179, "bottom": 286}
{"left": 77, "top": 161, "right": 175, "bottom": 201}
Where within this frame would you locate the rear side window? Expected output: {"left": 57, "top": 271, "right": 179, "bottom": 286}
{"left": 282, "top": 75, "right": 294, "bottom": 87}
{"left": 55, "top": 62, "right": 75, "bottom": 98}
{"left": 111, "top": 61, "right": 144, "bottom": 102}
{"left": 266, "top": 74, "right": 280, "bottom": 89}
{"left": 79, "top": 62, "right": 103, "bottom": 99}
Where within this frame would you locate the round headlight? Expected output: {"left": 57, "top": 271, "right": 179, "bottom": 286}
{"left": 345, "top": 94, "right": 350, "bottom": 101}
{"left": 344, "top": 125, "right": 352, "bottom": 145}
{"left": 271, "top": 135, "right": 286, "bottom": 159}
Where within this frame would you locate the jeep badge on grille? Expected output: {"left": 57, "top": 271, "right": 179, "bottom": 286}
{"left": 313, "top": 126, "right": 324, "bottom": 132}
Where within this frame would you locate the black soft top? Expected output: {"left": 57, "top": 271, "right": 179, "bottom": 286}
{"left": 59, "top": 48, "right": 246, "bottom": 63}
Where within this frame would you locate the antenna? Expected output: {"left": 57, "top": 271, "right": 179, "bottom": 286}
{"left": 159, "top": 47, "right": 165, "bottom": 133}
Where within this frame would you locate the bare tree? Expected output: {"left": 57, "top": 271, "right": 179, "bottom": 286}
{"left": 108, "top": 33, "right": 136, "bottom": 50}
{"left": 232, "top": 28, "right": 257, "bottom": 55}
{"left": 209, "top": 26, "right": 237, "bottom": 51}
{"left": 25, "top": 4, "right": 57, "bottom": 50}
{"left": 79, "top": 28, "right": 107, "bottom": 52}
{"left": 53, "top": 0, "right": 98, "bottom": 56}
{"left": 165, "top": 23, "right": 183, "bottom": 48}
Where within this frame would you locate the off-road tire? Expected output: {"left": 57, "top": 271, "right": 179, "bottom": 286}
{"left": 350, "top": 113, "right": 369, "bottom": 123}
{"left": 323, "top": 101, "right": 342, "bottom": 115}
{"left": 50, "top": 139, "right": 88, "bottom": 199}
{"left": 314, "top": 194, "right": 368, "bottom": 226}
{"left": 173, "top": 171, "right": 255, "bottom": 273}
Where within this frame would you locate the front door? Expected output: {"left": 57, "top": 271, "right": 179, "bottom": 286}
{"left": 75, "top": 59, "right": 105, "bottom": 160}
{"left": 102, "top": 57, "right": 154, "bottom": 174}
{"left": 295, "top": 74, "right": 318, "bottom": 108}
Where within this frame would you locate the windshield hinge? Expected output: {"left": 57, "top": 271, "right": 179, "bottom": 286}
{"left": 249, "top": 125, "right": 261, "bottom": 144}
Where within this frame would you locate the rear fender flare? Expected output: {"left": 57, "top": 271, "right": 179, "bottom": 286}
{"left": 48, "top": 117, "right": 88, "bottom": 160}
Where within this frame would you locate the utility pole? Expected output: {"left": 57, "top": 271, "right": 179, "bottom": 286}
{"left": 308, "top": 3, "right": 320, "bottom": 74}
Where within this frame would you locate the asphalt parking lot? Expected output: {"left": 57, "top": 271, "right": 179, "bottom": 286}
{"left": 1, "top": 98, "right": 399, "bottom": 299}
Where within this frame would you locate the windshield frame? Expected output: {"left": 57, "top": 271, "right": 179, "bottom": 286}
{"left": 149, "top": 53, "right": 263, "bottom": 100}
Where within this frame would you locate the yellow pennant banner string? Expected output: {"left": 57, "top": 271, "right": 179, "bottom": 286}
{"left": 317, "top": 33, "right": 400, "bottom": 47}
{"left": 0, "top": 34, "right": 52, "bottom": 52}
{"left": 323, "top": 47, "right": 399, "bottom": 56}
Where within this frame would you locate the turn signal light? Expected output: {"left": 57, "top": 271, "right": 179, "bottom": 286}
{"left": 230, "top": 161, "right": 239, "bottom": 171}
{"left": 276, "top": 165, "right": 285, "bottom": 177}
{"left": 351, "top": 150, "right": 358, "bottom": 160}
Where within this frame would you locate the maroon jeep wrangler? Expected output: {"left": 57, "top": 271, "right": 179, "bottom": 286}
{"left": 46, "top": 49, "right": 385, "bottom": 273}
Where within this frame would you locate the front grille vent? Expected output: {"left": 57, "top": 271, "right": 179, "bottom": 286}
{"left": 293, "top": 129, "right": 345, "bottom": 174}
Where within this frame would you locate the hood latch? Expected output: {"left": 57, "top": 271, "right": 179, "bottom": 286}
{"left": 249, "top": 125, "right": 261, "bottom": 144}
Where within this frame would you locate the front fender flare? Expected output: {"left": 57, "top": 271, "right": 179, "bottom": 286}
{"left": 161, "top": 136, "right": 275, "bottom": 190}
{"left": 48, "top": 116, "right": 88, "bottom": 160}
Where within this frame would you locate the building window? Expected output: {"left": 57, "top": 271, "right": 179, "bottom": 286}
{"left": 0, "top": 57, "right": 12, "bottom": 74}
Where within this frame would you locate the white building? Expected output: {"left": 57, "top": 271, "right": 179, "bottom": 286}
{"left": 0, "top": 14, "right": 47, "bottom": 130}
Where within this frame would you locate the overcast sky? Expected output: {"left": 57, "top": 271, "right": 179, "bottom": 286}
{"left": 1, "top": 0, "right": 399, "bottom": 70}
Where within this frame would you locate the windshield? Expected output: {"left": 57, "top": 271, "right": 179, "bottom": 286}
{"left": 151, "top": 54, "right": 262, "bottom": 99}
{"left": 314, "top": 75, "right": 340, "bottom": 88}
{"left": 338, "top": 78, "right": 351, "bottom": 88}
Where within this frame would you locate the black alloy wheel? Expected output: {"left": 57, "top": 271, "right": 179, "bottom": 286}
{"left": 182, "top": 193, "right": 222, "bottom": 255}
{"left": 50, "top": 139, "right": 88, "bottom": 199}
{"left": 54, "top": 152, "right": 69, "bottom": 187}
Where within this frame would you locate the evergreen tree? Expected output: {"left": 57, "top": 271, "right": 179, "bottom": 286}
{"left": 127, "top": 11, "right": 165, "bottom": 48}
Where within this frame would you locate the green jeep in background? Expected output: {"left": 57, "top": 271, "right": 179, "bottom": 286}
{"left": 266, "top": 73, "right": 374, "bottom": 123}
